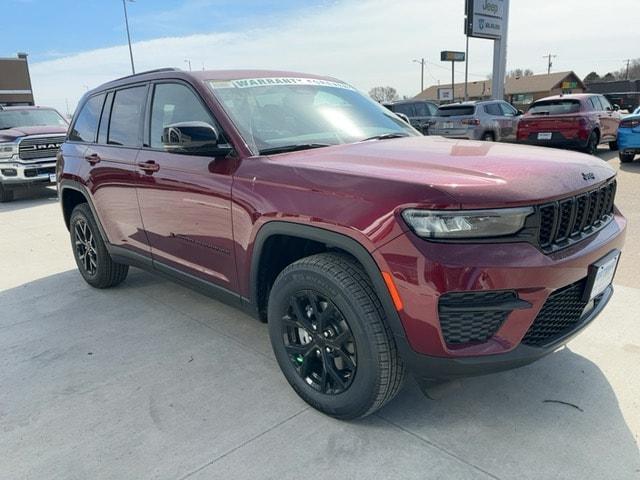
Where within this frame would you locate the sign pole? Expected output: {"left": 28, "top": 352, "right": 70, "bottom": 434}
{"left": 464, "top": 34, "right": 469, "bottom": 101}
{"left": 491, "top": 0, "right": 509, "bottom": 100}
{"left": 451, "top": 61, "right": 455, "bottom": 103}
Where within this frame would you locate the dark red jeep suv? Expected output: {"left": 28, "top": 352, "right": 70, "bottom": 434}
{"left": 58, "top": 69, "right": 626, "bottom": 419}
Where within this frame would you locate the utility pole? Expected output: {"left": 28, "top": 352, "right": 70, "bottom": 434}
{"left": 413, "top": 58, "right": 426, "bottom": 93}
{"left": 184, "top": 59, "right": 192, "bottom": 71}
{"left": 464, "top": 34, "right": 470, "bottom": 101}
{"left": 625, "top": 59, "right": 631, "bottom": 80}
{"left": 543, "top": 53, "right": 557, "bottom": 75}
{"left": 122, "top": 0, "right": 136, "bottom": 74}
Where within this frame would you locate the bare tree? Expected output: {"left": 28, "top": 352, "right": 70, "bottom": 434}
{"left": 507, "top": 68, "right": 534, "bottom": 78}
{"left": 369, "top": 86, "right": 400, "bottom": 103}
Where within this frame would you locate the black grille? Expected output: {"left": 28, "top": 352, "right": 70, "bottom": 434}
{"left": 538, "top": 180, "right": 616, "bottom": 252}
{"left": 439, "top": 291, "right": 517, "bottom": 345}
{"left": 18, "top": 136, "right": 65, "bottom": 161}
{"left": 521, "top": 279, "right": 591, "bottom": 347}
{"left": 24, "top": 166, "right": 55, "bottom": 178}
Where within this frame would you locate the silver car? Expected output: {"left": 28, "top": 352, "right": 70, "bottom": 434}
{"left": 430, "top": 100, "right": 522, "bottom": 142}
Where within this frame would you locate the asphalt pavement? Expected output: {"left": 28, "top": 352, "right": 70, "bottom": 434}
{"left": 1, "top": 147, "right": 639, "bottom": 479}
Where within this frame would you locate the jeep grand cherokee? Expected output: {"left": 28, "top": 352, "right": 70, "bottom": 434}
{"left": 58, "top": 69, "right": 626, "bottom": 419}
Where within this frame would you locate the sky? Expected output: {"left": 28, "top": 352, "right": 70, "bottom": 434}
{"left": 4, "top": 0, "right": 639, "bottom": 114}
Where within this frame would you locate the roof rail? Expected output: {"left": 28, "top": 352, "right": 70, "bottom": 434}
{"left": 109, "top": 67, "right": 181, "bottom": 84}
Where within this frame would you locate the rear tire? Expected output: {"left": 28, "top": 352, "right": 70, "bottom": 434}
{"left": 0, "top": 184, "right": 14, "bottom": 203}
{"left": 609, "top": 140, "right": 619, "bottom": 151}
{"left": 619, "top": 151, "right": 635, "bottom": 163}
{"left": 584, "top": 131, "right": 599, "bottom": 155}
{"left": 267, "top": 253, "right": 405, "bottom": 419}
{"left": 481, "top": 132, "right": 495, "bottom": 142}
{"left": 69, "top": 203, "right": 129, "bottom": 288}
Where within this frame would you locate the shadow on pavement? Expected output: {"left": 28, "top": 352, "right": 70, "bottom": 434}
{"left": 1, "top": 269, "right": 638, "bottom": 479}
{"left": 619, "top": 159, "right": 640, "bottom": 173}
{"left": 0, "top": 186, "right": 58, "bottom": 213}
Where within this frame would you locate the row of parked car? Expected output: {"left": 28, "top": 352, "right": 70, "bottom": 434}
{"left": 385, "top": 95, "right": 640, "bottom": 162}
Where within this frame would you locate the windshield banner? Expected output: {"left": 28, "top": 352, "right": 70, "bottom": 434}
{"left": 208, "top": 77, "right": 355, "bottom": 90}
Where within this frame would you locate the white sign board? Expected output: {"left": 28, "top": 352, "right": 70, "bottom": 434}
{"left": 467, "top": 0, "right": 504, "bottom": 39}
{"left": 438, "top": 88, "right": 453, "bottom": 101}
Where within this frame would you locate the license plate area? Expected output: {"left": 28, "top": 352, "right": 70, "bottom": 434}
{"left": 583, "top": 250, "right": 620, "bottom": 302}
{"left": 538, "top": 132, "right": 553, "bottom": 140}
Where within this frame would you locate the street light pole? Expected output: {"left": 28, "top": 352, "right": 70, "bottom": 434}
{"left": 122, "top": 0, "right": 135, "bottom": 74}
{"left": 185, "top": 59, "right": 192, "bottom": 71}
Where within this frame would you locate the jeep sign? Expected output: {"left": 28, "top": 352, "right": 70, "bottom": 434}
{"left": 465, "top": 0, "right": 504, "bottom": 40}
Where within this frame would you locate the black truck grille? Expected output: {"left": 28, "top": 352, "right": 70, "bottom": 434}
{"left": 439, "top": 291, "right": 520, "bottom": 345}
{"left": 18, "top": 136, "right": 65, "bottom": 161}
{"left": 24, "top": 166, "right": 56, "bottom": 178}
{"left": 538, "top": 180, "right": 616, "bottom": 252}
{"left": 521, "top": 279, "right": 592, "bottom": 347}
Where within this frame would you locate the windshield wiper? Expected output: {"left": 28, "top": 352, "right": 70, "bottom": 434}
{"left": 361, "top": 133, "right": 409, "bottom": 142}
{"left": 259, "top": 143, "right": 332, "bottom": 155}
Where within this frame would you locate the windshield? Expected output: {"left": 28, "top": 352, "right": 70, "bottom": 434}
{"left": 436, "top": 105, "right": 476, "bottom": 117}
{"left": 207, "top": 77, "right": 417, "bottom": 154}
{"left": 528, "top": 100, "right": 581, "bottom": 115}
{"left": 0, "top": 109, "right": 67, "bottom": 130}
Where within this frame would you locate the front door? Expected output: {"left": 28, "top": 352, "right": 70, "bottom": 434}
{"left": 135, "top": 81, "right": 238, "bottom": 292}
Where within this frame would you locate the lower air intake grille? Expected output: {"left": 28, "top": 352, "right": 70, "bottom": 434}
{"left": 521, "top": 279, "right": 592, "bottom": 347}
{"left": 439, "top": 291, "right": 518, "bottom": 345}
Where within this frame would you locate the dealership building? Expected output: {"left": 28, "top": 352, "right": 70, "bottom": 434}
{"left": 415, "top": 71, "right": 586, "bottom": 110}
{"left": 0, "top": 53, "right": 35, "bottom": 106}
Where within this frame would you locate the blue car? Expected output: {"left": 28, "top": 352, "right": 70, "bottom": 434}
{"left": 618, "top": 113, "right": 640, "bottom": 163}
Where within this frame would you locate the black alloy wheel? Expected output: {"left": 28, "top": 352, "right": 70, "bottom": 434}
{"left": 282, "top": 290, "right": 357, "bottom": 395}
{"left": 74, "top": 218, "right": 98, "bottom": 276}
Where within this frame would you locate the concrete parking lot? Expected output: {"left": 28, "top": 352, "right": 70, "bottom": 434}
{"left": 1, "top": 148, "right": 639, "bottom": 480}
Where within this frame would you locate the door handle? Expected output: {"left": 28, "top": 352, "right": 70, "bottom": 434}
{"left": 138, "top": 161, "right": 160, "bottom": 173}
{"left": 84, "top": 153, "right": 101, "bottom": 165}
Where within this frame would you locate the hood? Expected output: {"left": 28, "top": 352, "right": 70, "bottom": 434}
{"left": 269, "top": 136, "right": 615, "bottom": 208}
{"left": 0, "top": 125, "right": 68, "bottom": 143}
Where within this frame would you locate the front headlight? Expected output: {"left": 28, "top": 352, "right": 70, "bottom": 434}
{"left": 402, "top": 207, "right": 534, "bottom": 239}
{"left": 0, "top": 142, "right": 18, "bottom": 159}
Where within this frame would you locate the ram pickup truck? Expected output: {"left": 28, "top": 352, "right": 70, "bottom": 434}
{"left": 58, "top": 69, "right": 626, "bottom": 419}
{"left": 0, "top": 106, "right": 68, "bottom": 202}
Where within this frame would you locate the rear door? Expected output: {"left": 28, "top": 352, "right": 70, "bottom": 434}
{"left": 498, "top": 101, "right": 520, "bottom": 141}
{"left": 73, "top": 86, "right": 150, "bottom": 255}
{"left": 598, "top": 95, "right": 620, "bottom": 141}
{"left": 136, "top": 81, "right": 238, "bottom": 292}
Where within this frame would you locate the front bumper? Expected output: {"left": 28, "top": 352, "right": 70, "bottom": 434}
{"left": 373, "top": 212, "right": 626, "bottom": 379}
{"left": 618, "top": 129, "right": 640, "bottom": 152}
{"left": 0, "top": 157, "right": 57, "bottom": 186}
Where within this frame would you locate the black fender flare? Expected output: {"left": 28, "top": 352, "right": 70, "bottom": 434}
{"left": 248, "top": 221, "right": 407, "bottom": 341}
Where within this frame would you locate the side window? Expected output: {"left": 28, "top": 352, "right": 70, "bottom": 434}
{"left": 590, "top": 96, "right": 603, "bottom": 111}
{"left": 426, "top": 103, "right": 438, "bottom": 116}
{"left": 414, "top": 102, "right": 429, "bottom": 117}
{"left": 150, "top": 83, "right": 216, "bottom": 151}
{"left": 391, "top": 103, "right": 414, "bottom": 117}
{"left": 108, "top": 85, "right": 147, "bottom": 147}
{"left": 599, "top": 96, "right": 612, "bottom": 111}
{"left": 69, "top": 93, "right": 105, "bottom": 143}
{"left": 499, "top": 102, "right": 517, "bottom": 116}
{"left": 484, "top": 103, "right": 502, "bottom": 116}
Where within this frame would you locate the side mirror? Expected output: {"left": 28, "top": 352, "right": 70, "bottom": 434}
{"left": 517, "top": 109, "right": 524, "bottom": 116}
{"left": 613, "top": 104, "right": 620, "bottom": 111}
{"left": 161, "top": 121, "right": 232, "bottom": 156}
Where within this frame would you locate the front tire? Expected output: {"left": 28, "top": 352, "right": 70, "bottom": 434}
{"left": 0, "top": 184, "right": 14, "bottom": 203}
{"left": 481, "top": 132, "right": 495, "bottom": 142}
{"left": 267, "top": 253, "right": 405, "bottom": 419}
{"left": 619, "top": 151, "right": 635, "bottom": 163}
{"left": 69, "top": 203, "right": 129, "bottom": 288}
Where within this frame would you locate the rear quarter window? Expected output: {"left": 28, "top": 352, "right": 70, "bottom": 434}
{"left": 436, "top": 105, "right": 475, "bottom": 117}
{"left": 528, "top": 100, "right": 581, "bottom": 115}
{"left": 69, "top": 94, "right": 105, "bottom": 143}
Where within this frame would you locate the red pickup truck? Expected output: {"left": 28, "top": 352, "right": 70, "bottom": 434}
{"left": 517, "top": 94, "right": 621, "bottom": 155}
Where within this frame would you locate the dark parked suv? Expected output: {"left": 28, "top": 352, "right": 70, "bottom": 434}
{"left": 58, "top": 69, "right": 626, "bottom": 419}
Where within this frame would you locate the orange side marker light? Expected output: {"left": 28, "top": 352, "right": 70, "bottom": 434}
{"left": 382, "top": 271, "right": 404, "bottom": 311}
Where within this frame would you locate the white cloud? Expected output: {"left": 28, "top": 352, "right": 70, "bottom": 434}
{"left": 30, "top": 0, "right": 640, "bottom": 114}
